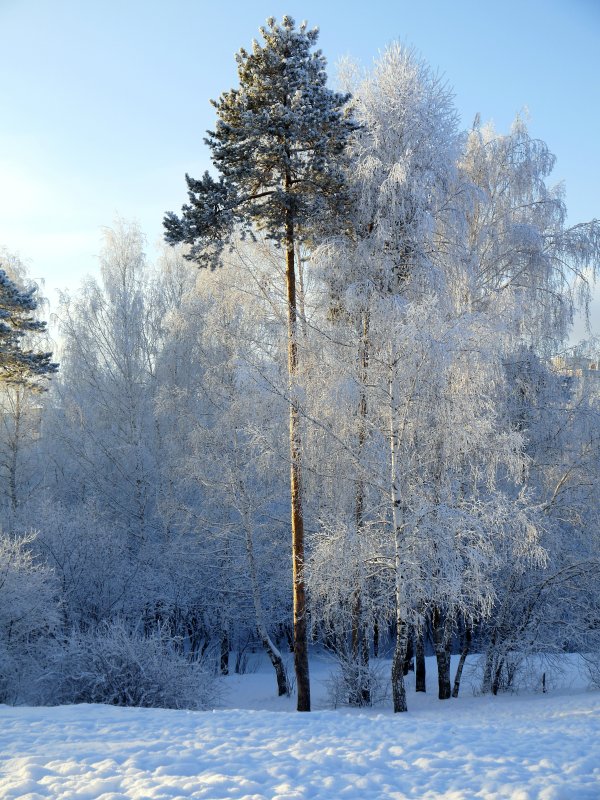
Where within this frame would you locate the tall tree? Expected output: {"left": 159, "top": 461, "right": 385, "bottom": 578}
{"left": 311, "top": 44, "right": 461, "bottom": 710}
{"left": 0, "top": 251, "right": 57, "bottom": 529}
{"left": 164, "top": 15, "right": 356, "bottom": 711}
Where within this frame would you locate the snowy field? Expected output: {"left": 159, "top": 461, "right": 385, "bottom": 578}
{"left": 1, "top": 655, "right": 599, "bottom": 800}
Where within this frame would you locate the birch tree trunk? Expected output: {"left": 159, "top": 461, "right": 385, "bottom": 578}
{"left": 240, "top": 496, "right": 289, "bottom": 696}
{"left": 432, "top": 605, "right": 453, "bottom": 699}
{"left": 452, "top": 624, "right": 471, "bottom": 698}
{"left": 389, "top": 357, "right": 408, "bottom": 712}
{"left": 351, "top": 309, "right": 371, "bottom": 706}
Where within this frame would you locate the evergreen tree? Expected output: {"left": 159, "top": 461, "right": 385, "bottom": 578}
{"left": 0, "top": 257, "right": 57, "bottom": 389}
{"left": 164, "top": 15, "right": 356, "bottom": 711}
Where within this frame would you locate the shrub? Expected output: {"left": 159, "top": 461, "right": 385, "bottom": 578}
{"left": 0, "top": 532, "right": 58, "bottom": 704}
{"left": 47, "top": 621, "right": 216, "bottom": 709}
{"left": 324, "top": 650, "right": 388, "bottom": 709}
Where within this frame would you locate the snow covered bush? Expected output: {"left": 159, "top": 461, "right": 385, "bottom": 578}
{"left": 0, "top": 532, "right": 58, "bottom": 704}
{"left": 324, "top": 650, "right": 389, "bottom": 708}
{"left": 46, "top": 621, "right": 217, "bottom": 709}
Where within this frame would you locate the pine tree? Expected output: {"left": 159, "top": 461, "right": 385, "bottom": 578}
{"left": 164, "top": 15, "right": 356, "bottom": 711}
{"left": 0, "top": 257, "right": 57, "bottom": 389}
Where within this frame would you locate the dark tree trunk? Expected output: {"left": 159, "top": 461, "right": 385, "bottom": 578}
{"left": 391, "top": 620, "right": 408, "bottom": 712}
{"left": 403, "top": 628, "right": 414, "bottom": 676}
{"left": 415, "top": 628, "right": 426, "bottom": 692}
{"left": 373, "top": 619, "right": 380, "bottom": 658}
{"left": 492, "top": 659, "right": 504, "bottom": 696}
{"left": 432, "top": 606, "right": 452, "bottom": 700}
{"left": 452, "top": 625, "right": 472, "bottom": 698}
{"left": 350, "top": 591, "right": 371, "bottom": 706}
{"left": 220, "top": 630, "right": 229, "bottom": 676}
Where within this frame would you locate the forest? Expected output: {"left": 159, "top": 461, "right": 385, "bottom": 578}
{"left": 1, "top": 17, "right": 599, "bottom": 715}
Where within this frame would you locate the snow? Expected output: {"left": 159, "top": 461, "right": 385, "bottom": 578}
{"left": 1, "top": 655, "right": 599, "bottom": 799}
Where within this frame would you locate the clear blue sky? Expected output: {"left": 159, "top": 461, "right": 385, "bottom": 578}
{"left": 1, "top": 0, "right": 598, "bottom": 336}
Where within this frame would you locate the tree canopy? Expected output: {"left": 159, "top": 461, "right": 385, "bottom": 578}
{"left": 163, "top": 15, "right": 357, "bottom": 266}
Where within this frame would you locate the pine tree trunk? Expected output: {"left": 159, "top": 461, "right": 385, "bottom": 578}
{"left": 285, "top": 204, "right": 310, "bottom": 712}
{"left": 415, "top": 627, "right": 426, "bottom": 692}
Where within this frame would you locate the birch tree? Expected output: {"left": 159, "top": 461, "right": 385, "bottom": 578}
{"left": 310, "top": 44, "right": 461, "bottom": 709}
{"left": 459, "top": 116, "right": 600, "bottom": 348}
{"left": 457, "top": 119, "right": 600, "bottom": 689}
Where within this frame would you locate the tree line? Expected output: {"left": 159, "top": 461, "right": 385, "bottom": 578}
{"left": 1, "top": 17, "right": 599, "bottom": 711}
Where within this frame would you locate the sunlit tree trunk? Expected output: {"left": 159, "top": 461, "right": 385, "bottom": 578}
{"left": 285, "top": 203, "right": 311, "bottom": 712}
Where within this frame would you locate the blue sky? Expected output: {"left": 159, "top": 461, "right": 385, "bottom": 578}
{"left": 1, "top": 0, "right": 598, "bottom": 336}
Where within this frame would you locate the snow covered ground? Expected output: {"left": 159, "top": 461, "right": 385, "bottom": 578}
{"left": 1, "top": 654, "right": 599, "bottom": 799}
